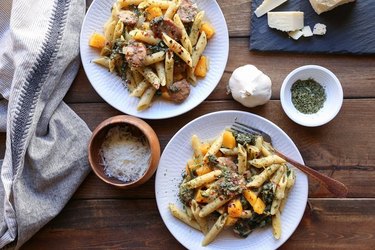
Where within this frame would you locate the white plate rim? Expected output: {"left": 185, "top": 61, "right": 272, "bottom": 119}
{"left": 155, "top": 110, "right": 308, "bottom": 250}
{"left": 80, "top": 0, "right": 229, "bottom": 119}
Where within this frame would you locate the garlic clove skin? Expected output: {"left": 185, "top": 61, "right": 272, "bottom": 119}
{"left": 229, "top": 64, "right": 272, "bottom": 108}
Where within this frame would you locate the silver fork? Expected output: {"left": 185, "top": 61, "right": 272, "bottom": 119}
{"left": 231, "top": 120, "right": 348, "bottom": 198}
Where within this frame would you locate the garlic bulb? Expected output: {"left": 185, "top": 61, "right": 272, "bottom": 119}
{"left": 229, "top": 64, "right": 272, "bottom": 107}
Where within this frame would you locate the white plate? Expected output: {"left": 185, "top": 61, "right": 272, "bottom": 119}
{"left": 80, "top": 0, "right": 229, "bottom": 119}
{"left": 155, "top": 110, "right": 308, "bottom": 250}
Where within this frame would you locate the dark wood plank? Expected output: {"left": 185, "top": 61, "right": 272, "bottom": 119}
{"left": 22, "top": 198, "right": 375, "bottom": 249}
{"left": 1, "top": 99, "right": 375, "bottom": 198}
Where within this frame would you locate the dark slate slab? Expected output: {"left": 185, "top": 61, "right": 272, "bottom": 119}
{"left": 250, "top": 0, "right": 375, "bottom": 55}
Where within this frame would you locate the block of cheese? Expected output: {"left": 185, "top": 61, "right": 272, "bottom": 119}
{"left": 309, "top": 0, "right": 355, "bottom": 15}
{"left": 302, "top": 26, "right": 313, "bottom": 37}
{"left": 267, "top": 11, "right": 304, "bottom": 32}
{"left": 254, "top": 0, "right": 288, "bottom": 18}
{"left": 288, "top": 30, "right": 304, "bottom": 40}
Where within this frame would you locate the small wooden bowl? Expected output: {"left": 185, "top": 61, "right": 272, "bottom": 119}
{"left": 88, "top": 115, "right": 160, "bottom": 189}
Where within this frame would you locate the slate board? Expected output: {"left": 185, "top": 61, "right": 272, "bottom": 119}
{"left": 250, "top": 0, "right": 375, "bottom": 54}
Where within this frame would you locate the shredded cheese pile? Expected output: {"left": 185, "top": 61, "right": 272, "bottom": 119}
{"left": 100, "top": 125, "right": 151, "bottom": 183}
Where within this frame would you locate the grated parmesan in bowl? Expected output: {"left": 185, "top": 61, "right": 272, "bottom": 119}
{"left": 100, "top": 125, "right": 151, "bottom": 183}
{"left": 88, "top": 115, "right": 161, "bottom": 189}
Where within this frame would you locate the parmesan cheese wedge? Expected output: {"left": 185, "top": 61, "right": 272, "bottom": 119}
{"left": 267, "top": 11, "right": 304, "bottom": 32}
{"left": 302, "top": 26, "right": 313, "bottom": 37}
{"left": 254, "top": 0, "right": 288, "bottom": 18}
{"left": 309, "top": 0, "right": 355, "bottom": 15}
{"left": 313, "top": 23, "right": 327, "bottom": 35}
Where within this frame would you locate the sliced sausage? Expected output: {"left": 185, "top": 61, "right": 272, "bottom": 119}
{"left": 168, "top": 79, "right": 190, "bottom": 103}
{"left": 150, "top": 17, "right": 182, "bottom": 41}
{"left": 123, "top": 41, "right": 146, "bottom": 68}
{"left": 177, "top": 0, "right": 198, "bottom": 23}
{"left": 217, "top": 157, "right": 238, "bottom": 172}
{"left": 118, "top": 10, "right": 138, "bottom": 26}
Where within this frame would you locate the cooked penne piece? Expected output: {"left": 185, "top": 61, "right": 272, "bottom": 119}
{"left": 162, "top": 33, "right": 193, "bottom": 67}
{"left": 140, "top": 0, "right": 174, "bottom": 9}
{"left": 154, "top": 61, "right": 166, "bottom": 86}
{"left": 143, "top": 51, "right": 166, "bottom": 66}
{"left": 168, "top": 203, "right": 201, "bottom": 231}
{"left": 270, "top": 164, "right": 285, "bottom": 185}
{"left": 189, "top": 11, "right": 204, "bottom": 46}
{"left": 183, "top": 170, "right": 222, "bottom": 189}
{"left": 203, "top": 132, "right": 224, "bottom": 161}
{"left": 199, "top": 195, "right": 232, "bottom": 218}
{"left": 246, "top": 164, "right": 280, "bottom": 187}
{"left": 130, "top": 80, "right": 149, "bottom": 97}
{"left": 165, "top": 50, "right": 174, "bottom": 87}
{"left": 131, "top": 29, "right": 161, "bottom": 45}
{"left": 246, "top": 145, "right": 261, "bottom": 160}
{"left": 137, "top": 67, "right": 161, "bottom": 89}
{"left": 118, "top": 0, "right": 143, "bottom": 8}
{"left": 188, "top": 31, "right": 207, "bottom": 81}
{"left": 202, "top": 213, "right": 228, "bottom": 246}
{"left": 92, "top": 57, "right": 110, "bottom": 68}
{"left": 104, "top": 20, "right": 116, "bottom": 42}
{"left": 219, "top": 147, "right": 239, "bottom": 156}
{"left": 254, "top": 135, "right": 263, "bottom": 151}
{"left": 113, "top": 20, "right": 124, "bottom": 40}
{"left": 249, "top": 154, "right": 286, "bottom": 168}
{"left": 272, "top": 210, "right": 282, "bottom": 239}
{"left": 137, "top": 86, "right": 157, "bottom": 111}
{"left": 191, "top": 135, "right": 203, "bottom": 159}
{"left": 237, "top": 144, "right": 247, "bottom": 174}
{"left": 173, "top": 14, "right": 192, "bottom": 54}
{"left": 164, "top": 2, "right": 179, "bottom": 19}
{"left": 275, "top": 172, "right": 288, "bottom": 200}
{"left": 125, "top": 68, "right": 137, "bottom": 92}
{"left": 191, "top": 200, "right": 209, "bottom": 235}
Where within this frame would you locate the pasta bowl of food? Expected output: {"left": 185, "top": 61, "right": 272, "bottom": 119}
{"left": 155, "top": 110, "right": 308, "bottom": 249}
{"left": 80, "top": 0, "right": 229, "bottom": 119}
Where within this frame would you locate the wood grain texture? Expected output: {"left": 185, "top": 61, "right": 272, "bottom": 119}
{"left": 1, "top": 0, "right": 374, "bottom": 249}
{"left": 21, "top": 199, "right": 375, "bottom": 249}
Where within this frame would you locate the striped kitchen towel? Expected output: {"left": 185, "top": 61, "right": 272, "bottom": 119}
{"left": 0, "top": 0, "right": 91, "bottom": 248}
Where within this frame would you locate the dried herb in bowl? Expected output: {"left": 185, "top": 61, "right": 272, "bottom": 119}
{"left": 291, "top": 78, "right": 326, "bottom": 114}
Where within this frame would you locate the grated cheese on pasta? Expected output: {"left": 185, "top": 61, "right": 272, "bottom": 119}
{"left": 100, "top": 125, "right": 151, "bottom": 183}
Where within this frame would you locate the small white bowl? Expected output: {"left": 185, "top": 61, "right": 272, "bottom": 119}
{"left": 280, "top": 65, "right": 343, "bottom": 127}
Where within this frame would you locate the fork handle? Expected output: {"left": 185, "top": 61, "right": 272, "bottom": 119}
{"left": 275, "top": 151, "right": 348, "bottom": 198}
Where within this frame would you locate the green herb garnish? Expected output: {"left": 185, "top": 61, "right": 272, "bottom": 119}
{"left": 291, "top": 78, "right": 326, "bottom": 114}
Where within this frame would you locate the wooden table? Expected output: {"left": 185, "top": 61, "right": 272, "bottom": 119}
{"left": 0, "top": 0, "right": 374, "bottom": 249}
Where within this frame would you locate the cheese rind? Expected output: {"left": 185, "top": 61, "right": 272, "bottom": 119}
{"left": 254, "top": 0, "right": 288, "bottom": 18}
{"left": 267, "top": 11, "right": 304, "bottom": 32}
{"left": 309, "top": 0, "right": 355, "bottom": 15}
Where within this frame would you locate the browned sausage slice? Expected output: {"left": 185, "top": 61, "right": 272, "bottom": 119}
{"left": 168, "top": 79, "right": 190, "bottom": 103}
{"left": 177, "top": 0, "right": 198, "bottom": 23}
{"left": 123, "top": 41, "right": 147, "bottom": 68}
{"left": 118, "top": 10, "right": 138, "bottom": 26}
{"left": 150, "top": 17, "right": 182, "bottom": 41}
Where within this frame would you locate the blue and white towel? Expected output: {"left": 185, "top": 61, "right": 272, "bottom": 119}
{"left": 0, "top": 0, "right": 91, "bottom": 248}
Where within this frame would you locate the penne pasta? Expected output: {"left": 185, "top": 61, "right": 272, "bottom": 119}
{"left": 246, "top": 164, "right": 281, "bottom": 187}
{"left": 202, "top": 213, "right": 228, "bottom": 246}
{"left": 131, "top": 80, "right": 149, "bottom": 97}
{"left": 249, "top": 154, "right": 286, "bottom": 168}
{"left": 168, "top": 203, "right": 201, "bottom": 231}
{"left": 170, "top": 129, "right": 297, "bottom": 245}
{"left": 137, "top": 86, "right": 157, "bottom": 111}
{"left": 183, "top": 170, "right": 222, "bottom": 189}
{"left": 199, "top": 195, "right": 232, "bottom": 218}
{"left": 162, "top": 33, "right": 193, "bottom": 67}
{"left": 173, "top": 14, "right": 192, "bottom": 54}
{"left": 189, "top": 11, "right": 204, "bottom": 46}
{"left": 154, "top": 61, "right": 166, "bottom": 86}
{"left": 191, "top": 200, "right": 209, "bottom": 235}
{"left": 143, "top": 51, "right": 166, "bottom": 66}
{"left": 137, "top": 67, "right": 161, "bottom": 89}
{"left": 164, "top": 50, "right": 174, "bottom": 87}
